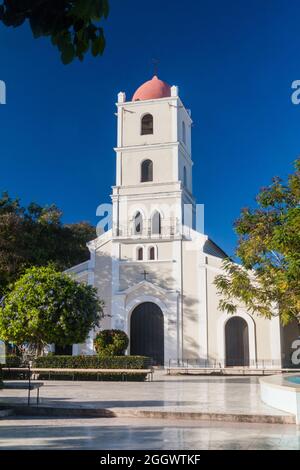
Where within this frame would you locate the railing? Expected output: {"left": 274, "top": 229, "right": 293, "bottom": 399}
{"left": 113, "top": 219, "right": 181, "bottom": 239}
{"left": 112, "top": 220, "right": 195, "bottom": 240}
{"left": 168, "top": 358, "right": 287, "bottom": 370}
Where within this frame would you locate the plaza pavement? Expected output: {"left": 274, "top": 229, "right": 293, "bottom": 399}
{"left": 0, "top": 372, "right": 295, "bottom": 423}
{"left": 0, "top": 416, "right": 300, "bottom": 450}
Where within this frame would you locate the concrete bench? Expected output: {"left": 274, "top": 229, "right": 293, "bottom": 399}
{"left": 2, "top": 367, "right": 154, "bottom": 382}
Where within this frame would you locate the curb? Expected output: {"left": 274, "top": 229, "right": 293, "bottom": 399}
{"left": 4, "top": 405, "right": 296, "bottom": 425}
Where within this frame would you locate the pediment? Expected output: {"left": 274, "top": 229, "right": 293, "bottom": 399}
{"left": 117, "top": 280, "right": 177, "bottom": 298}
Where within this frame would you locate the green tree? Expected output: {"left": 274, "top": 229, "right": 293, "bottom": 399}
{"left": 0, "top": 192, "right": 95, "bottom": 296}
{"left": 0, "top": 265, "right": 104, "bottom": 355}
{"left": 0, "top": 0, "right": 109, "bottom": 64}
{"left": 215, "top": 159, "right": 300, "bottom": 325}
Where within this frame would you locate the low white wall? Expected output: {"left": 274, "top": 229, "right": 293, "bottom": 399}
{"left": 260, "top": 375, "right": 300, "bottom": 425}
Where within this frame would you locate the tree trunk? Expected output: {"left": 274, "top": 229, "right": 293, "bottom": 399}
{"left": 35, "top": 342, "right": 44, "bottom": 357}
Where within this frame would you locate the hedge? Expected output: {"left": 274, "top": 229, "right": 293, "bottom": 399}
{"left": 34, "top": 371, "right": 147, "bottom": 382}
{"left": 1, "top": 355, "right": 23, "bottom": 380}
{"left": 34, "top": 355, "right": 151, "bottom": 369}
{"left": 1, "top": 355, "right": 151, "bottom": 381}
{"left": 4, "top": 355, "right": 22, "bottom": 368}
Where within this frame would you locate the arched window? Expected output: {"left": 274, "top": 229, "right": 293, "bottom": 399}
{"left": 151, "top": 211, "right": 161, "bottom": 235}
{"left": 141, "top": 159, "right": 153, "bottom": 182}
{"left": 149, "top": 246, "right": 156, "bottom": 260}
{"left": 183, "top": 166, "right": 187, "bottom": 187}
{"left": 137, "top": 247, "right": 143, "bottom": 260}
{"left": 141, "top": 114, "right": 153, "bottom": 135}
{"left": 134, "top": 211, "right": 143, "bottom": 234}
{"left": 182, "top": 121, "right": 186, "bottom": 144}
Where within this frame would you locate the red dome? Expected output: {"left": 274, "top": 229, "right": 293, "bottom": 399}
{"left": 132, "top": 75, "right": 171, "bottom": 101}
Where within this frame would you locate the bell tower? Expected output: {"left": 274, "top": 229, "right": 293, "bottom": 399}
{"left": 112, "top": 75, "right": 195, "bottom": 241}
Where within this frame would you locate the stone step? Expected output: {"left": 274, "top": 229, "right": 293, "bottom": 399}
{"left": 8, "top": 405, "right": 296, "bottom": 425}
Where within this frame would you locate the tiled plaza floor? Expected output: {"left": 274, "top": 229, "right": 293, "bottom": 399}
{"left": 0, "top": 373, "right": 293, "bottom": 417}
{"left": 0, "top": 416, "right": 299, "bottom": 450}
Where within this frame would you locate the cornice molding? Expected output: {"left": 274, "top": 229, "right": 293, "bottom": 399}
{"left": 111, "top": 191, "right": 183, "bottom": 202}
{"left": 119, "top": 259, "right": 175, "bottom": 265}
{"left": 116, "top": 96, "right": 178, "bottom": 108}
{"left": 114, "top": 141, "right": 181, "bottom": 153}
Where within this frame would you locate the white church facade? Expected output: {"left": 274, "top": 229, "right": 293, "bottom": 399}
{"left": 67, "top": 75, "right": 296, "bottom": 367}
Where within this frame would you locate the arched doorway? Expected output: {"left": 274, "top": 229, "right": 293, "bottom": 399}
{"left": 225, "top": 317, "right": 250, "bottom": 367}
{"left": 130, "top": 302, "right": 164, "bottom": 365}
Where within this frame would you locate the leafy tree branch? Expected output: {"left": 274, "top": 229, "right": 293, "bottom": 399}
{"left": 0, "top": 0, "right": 109, "bottom": 64}
{"left": 215, "top": 159, "right": 300, "bottom": 325}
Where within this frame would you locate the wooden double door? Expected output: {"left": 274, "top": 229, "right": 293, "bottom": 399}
{"left": 130, "top": 302, "right": 164, "bottom": 365}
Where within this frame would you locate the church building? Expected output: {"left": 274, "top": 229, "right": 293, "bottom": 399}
{"left": 67, "top": 75, "right": 296, "bottom": 368}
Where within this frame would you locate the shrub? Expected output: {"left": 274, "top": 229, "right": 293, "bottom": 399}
{"left": 1, "top": 355, "right": 24, "bottom": 380}
{"left": 33, "top": 355, "right": 150, "bottom": 369}
{"left": 94, "top": 330, "right": 129, "bottom": 356}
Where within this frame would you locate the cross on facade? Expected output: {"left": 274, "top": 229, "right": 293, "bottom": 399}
{"left": 142, "top": 270, "right": 149, "bottom": 281}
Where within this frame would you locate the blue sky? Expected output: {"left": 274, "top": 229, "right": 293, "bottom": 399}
{"left": 0, "top": 0, "right": 299, "bottom": 256}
